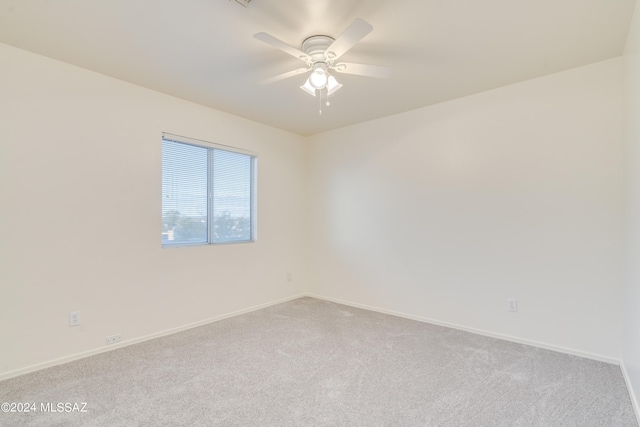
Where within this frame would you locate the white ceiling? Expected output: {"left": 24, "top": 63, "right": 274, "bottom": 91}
{"left": 0, "top": 0, "right": 635, "bottom": 136}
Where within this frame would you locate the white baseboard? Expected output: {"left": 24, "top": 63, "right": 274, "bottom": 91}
{"left": 0, "top": 293, "right": 306, "bottom": 382}
{"left": 621, "top": 361, "right": 640, "bottom": 424}
{"left": 1, "top": 292, "right": 626, "bottom": 385}
{"left": 304, "top": 293, "right": 621, "bottom": 365}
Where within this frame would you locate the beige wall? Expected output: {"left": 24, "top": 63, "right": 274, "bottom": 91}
{"left": 308, "top": 58, "right": 625, "bottom": 361}
{"left": 623, "top": 0, "right": 640, "bottom": 417}
{"left": 0, "top": 43, "right": 309, "bottom": 377}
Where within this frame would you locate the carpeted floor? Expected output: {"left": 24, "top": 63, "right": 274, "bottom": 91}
{"left": 0, "top": 297, "right": 637, "bottom": 426}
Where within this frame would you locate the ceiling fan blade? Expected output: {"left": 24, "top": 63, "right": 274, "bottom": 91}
{"left": 254, "top": 32, "right": 310, "bottom": 61}
{"left": 258, "top": 67, "right": 311, "bottom": 85}
{"left": 325, "top": 18, "right": 373, "bottom": 60}
{"left": 332, "top": 62, "right": 392, "bottom": 79}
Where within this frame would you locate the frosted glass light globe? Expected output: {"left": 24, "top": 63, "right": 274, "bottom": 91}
{"left": 309, "top": 69, "right": 328, "bottom": 89}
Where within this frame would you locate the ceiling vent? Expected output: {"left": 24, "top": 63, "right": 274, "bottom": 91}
{"left": 230, "top": 0, "right": 252, "bottom": 7}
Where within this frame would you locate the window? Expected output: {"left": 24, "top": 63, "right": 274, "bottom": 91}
{"left": 161, "top": 134, "right": 256, "bottom": 246}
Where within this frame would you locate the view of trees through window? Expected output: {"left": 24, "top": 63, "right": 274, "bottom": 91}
{"left": 161, "top": 210, "right": 251, "bottom": 243}
{"left": 162, "top": 137, "right": 255, "bottom": 246}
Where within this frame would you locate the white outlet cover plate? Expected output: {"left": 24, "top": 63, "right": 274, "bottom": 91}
{"left": 69, "top": 311, "right": 80, "bottom": 327}
{"left": 106, "top": 334, "right": 122, "bottom": 345}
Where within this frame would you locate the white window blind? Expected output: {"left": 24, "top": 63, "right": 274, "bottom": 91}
{"left": 162, "top": 135, "right": 256, "bottom": 246}
{"left": 213, "top": 149, "right": 253, "bottom": 243}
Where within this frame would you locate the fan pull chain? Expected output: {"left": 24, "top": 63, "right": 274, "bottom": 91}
{"left": 318, "top": 89, "right": 322, "bottom": 115}
{"left": 324, "top": 89, "right": 331, "bottom": 109}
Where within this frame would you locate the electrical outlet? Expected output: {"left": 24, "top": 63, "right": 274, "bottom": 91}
{"left": 106, "top": 334, "right": 121, "bottom": 345}
{"left": 287, "top": 272, "right": 292, "bottom": 282}
{"left": 69, "top": 311, "right": 80, "bottom": 327}
{"left": 507, "top": 298, "right": 518, "bottom": 312}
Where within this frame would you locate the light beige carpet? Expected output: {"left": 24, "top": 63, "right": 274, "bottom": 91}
{"left": 1, "top": 297, "right": 637, "bottom": 426}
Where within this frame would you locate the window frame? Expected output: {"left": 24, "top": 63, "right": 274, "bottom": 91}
{"left": 161, "top": 132, "right": 257, "bottom": 248}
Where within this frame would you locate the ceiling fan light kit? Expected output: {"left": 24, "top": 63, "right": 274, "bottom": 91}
{"left": 308, "top": 63, "right": 329, "bottom": 89}
{"left": 254, "top": 18, "right": 391, "bottom": 113}
{"left": 300, "top": 78, "right": 317, "bottom": 96}
{"left": 326, "top": 75, "right": 343, "bottom": 96}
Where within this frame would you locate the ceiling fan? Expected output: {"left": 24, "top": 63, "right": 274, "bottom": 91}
{"left": 254, "top": 19, "right": 391, "bottom": 102}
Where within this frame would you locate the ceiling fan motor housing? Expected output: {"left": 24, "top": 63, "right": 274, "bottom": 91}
{"left": 302, "top": 35, "right": 335, "bottom": 65}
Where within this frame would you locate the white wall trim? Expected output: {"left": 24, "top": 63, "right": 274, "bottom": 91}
{"left": 621, "top": 361, "right": 640, "bottom": 424}
{"left": 305, "top": 293, "right": 622, "bottom": 365}
{"left": 0, "top": 294, "right": 306, "bottom": 382}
